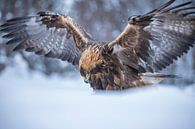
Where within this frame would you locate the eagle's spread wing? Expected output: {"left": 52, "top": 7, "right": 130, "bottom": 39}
{"left": 109, "top": 0, "right": 195, "bottom": 72}
{"left": 0, "top": 11, "right": 93, "bottom": 65}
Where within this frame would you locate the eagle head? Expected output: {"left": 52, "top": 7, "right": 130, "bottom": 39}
{"left": 79, "top": 45, "right": 104, "bottom": 83}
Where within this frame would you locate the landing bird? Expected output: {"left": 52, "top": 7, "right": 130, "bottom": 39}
{"left": 0, "top": 0, "right": 195, "bottom": 90}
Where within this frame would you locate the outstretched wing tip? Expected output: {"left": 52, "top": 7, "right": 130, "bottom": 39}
{"left": 110, "top": 0, "right": 195, "bottom": 73}
{"left": 0, "top": 11, "right": 91, "bottom": 66}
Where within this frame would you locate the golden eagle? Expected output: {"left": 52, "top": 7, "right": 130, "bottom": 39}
{"left": 0, "top": 0, "right": 195, "bottom": 90}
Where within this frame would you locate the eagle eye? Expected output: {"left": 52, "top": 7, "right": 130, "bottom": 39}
{"left": 90, "top": 65, "right": 103, "bottom": 74}
{"left": 80, "top": 67, "right": 86, "bottom": 77}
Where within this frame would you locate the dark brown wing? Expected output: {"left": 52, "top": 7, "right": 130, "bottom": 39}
{"left": 108, "top": 0, "right": 195, "bottom": 72}
{"left": 0, "top": 11, "right": 93, "bottom": 65}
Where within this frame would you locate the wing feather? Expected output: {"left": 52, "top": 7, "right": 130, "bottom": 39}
{"left": 109, "top": 0, "right": 195, "bottom": 72}
{"left": 0, "top": 11, "right": 93, "bottom": 66}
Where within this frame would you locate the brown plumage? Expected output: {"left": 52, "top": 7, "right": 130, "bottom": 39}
{"left": 0, "top": 0, "right": 195, "bottom": 90}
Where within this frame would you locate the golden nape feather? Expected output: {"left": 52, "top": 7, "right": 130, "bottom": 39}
{"left": 79, "top": 44, "right": 103, "bottom": 73}
{"left": 0, "top": 0, "right": 195, "bottom": 90}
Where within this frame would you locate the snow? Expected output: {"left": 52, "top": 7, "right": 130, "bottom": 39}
{"left": 0, "top": 57, "right": 195, "bottom": 129}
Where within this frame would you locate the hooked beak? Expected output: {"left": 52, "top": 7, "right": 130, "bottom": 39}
{"left": 82, "top": 74, "right": 90, "bottom": 83}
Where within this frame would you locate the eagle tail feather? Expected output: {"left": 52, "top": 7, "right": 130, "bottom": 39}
{"left": 138, "top": 73, "right": 180, "bottom": 85}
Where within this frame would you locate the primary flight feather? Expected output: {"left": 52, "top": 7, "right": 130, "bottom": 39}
{"left": 0, "top": 0, "right": 195, "bottom": 90}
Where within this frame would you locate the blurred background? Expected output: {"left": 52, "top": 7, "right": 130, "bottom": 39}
{"left": 0, "top": 0, "right": 195, "bottom": 129}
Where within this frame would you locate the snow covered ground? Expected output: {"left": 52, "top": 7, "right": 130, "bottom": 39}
{"left": 0, "top": 60, "right": 195, "bottom": 129}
